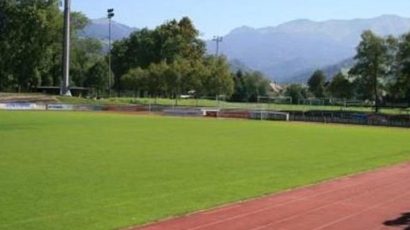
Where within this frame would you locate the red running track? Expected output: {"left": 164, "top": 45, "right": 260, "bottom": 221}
{"left": 132, "top": 163, "right": 410, "bottom": 230}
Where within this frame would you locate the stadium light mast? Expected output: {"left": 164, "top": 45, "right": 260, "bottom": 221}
{"left": 212, "top": 36, "right": 223, "bottom": 56}
{"left": 61, "top": 0, "right": 72, "bottom": 96}
{"left": 107, "top": 8, "right": 115, "bottom": 97}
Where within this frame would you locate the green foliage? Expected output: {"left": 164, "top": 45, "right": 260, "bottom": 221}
{"left": 1, "top": 111, "right": 409, "bottom": 229}
{"left": 110, "top": 17, "right": 235, "bottom": 98}
{"left": 146, "top": 61, "right": 169, "bottom": 97}
{"left": 70, "top": 38, "right": 104, "bottom": 87}
{"left": 202, "top": 56, "right": 234, "bottom": 97}
{"left": 231, "top": 70, "right": 246, "bottom": 101}
{"left": 349, "top": 30, "right": 392, "bottom": 112}
{"left": 0, "top": 0, "right": 62, "bottom": 90}
{"left": 121, "top": 67, "right": 147, "bottom": 93}
{"left": 154, "top": 17, "right": 205, "bottom": 63}
{"left": 285, "top": 84, "right": 309, "bottom": 104}
{"left": 340, "top": 30, "right": 410, "bottom": 105}
{"left": 328, "top": 72, "right": 355, "bottom": 99}
{"left": 308, "top": 70, "right": 326, "bottom": 98}
{"left": 121, "top": 56, "right": 234, "bottom": 98}
{"left": 0, "top": 1, "right": 104, "bottom": 91}
{"left": 231, "top": 70, "right": 272, "bottom": 102}
{"left": 84, "top": 59, "right": 109, "bottom": 94}
{"left": 392, "top": 33, "right": 410, "bottom": 102}
{"left": 70, "top": 11, "right": 89, "bottom": 34}
{"left": 111, "top": 17, "right": 206, "bottom": 91}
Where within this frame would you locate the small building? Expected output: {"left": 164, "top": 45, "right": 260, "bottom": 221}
{"left": 270, "top": 82, "right": 284, "bottom": 94}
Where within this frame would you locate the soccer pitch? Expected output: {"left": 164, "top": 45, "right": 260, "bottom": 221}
{"left": 0, "top": 111, "right": 409, "bottom": 230}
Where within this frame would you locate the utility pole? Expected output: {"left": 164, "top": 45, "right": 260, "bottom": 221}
{"left": 212, "top": 36, "right": 223, "bottom": 56}
{"left": 374, "top": 72, "right": 379, "bottom": 113}
{"left": 107, "top": 8, "right": 114, "bottom": 97}
{"left": 61, "top": 0, "right": 72, "bottom": 96}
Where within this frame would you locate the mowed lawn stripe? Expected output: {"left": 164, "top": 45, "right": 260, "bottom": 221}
{"left": 0, "top": 111, "right": 409, "bottom": 230}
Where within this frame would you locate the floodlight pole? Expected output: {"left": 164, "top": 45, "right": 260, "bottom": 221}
{"left": 212, "top": 36, "right": 223, "bottom": 56}
{"left": 61, "top": 0, "right": 72, "bottom": 96}
{"left": 107, "top": 8, "right": 115, "bottom": 97}
{"left": 212, "top": 36, "right": 223, "bottom": 101}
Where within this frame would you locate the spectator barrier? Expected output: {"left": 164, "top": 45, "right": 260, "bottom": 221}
{"left": 0, "top": 103, "right": 409, "bottom": 128}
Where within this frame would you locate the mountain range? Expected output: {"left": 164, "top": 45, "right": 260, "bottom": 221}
{"left": 82, "top": 15, "right": 410, "bottom": 83}
{"left": 80, "top": 18, "right": 138, "bottom": 42}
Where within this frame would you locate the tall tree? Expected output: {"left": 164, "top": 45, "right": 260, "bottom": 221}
{"left": 202, "top": 56, "right": 234, "bottom": 97}
{"left": 392, "top": 33, "right": 410, "bottom": 103}
{"left": 0, "top": 0, "right": 62, "bottom": 91}
{"left": 111, "top": 17, "right": 206, "bottom": 93}
{"left": 349, "top": 30, "right": 391, "bottom": 113}
{"left": 307, "top": 70, "right": 326, "bottom": 98}
{"left": 0, "top": 2, "right": 103, "bottom": 91}
{"left": 154, "top": 17, "right": 205, "bottom": 63}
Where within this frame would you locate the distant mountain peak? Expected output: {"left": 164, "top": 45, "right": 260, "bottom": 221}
{"left": 90, "top": 18, "right": 109, "bottom": 24}
{"left": 280, "top": 18, "right": 315, "bottom": 25}
{"left": 375, "top": 14, "right": 405, "bottom": 19}
{"left": 206, "top": 15, "right": 410, "bottom": 83}
{"left": 229, "top": 26, "right": 256, "bottom": 35}
{"left": 81, "top": 18, "right": 138, "bottom": 41}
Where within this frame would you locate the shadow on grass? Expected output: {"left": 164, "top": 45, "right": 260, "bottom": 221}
{"left": 384, "top": 212, "right": 410, "bottom": 230}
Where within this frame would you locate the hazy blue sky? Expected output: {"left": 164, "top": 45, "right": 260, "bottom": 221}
{"left": 72, "top": 0, "right": 410, "bottom": 38}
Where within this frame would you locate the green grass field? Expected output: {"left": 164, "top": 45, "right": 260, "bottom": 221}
{"left": 0, "top": 111, "right": 409, "bottom": 230}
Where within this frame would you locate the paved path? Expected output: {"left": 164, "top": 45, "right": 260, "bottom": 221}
{"left": 134, "top": 163, "right": 410, "bottom": 230}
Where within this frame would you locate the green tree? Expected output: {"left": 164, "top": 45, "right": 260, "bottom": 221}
{"left": 230, "top": 70, "right": 272, "bottom": 102}
{"left": 231, "top": 70, "right": 247, "bottom": 102}
{"left": 327, "top": 73, "right": 354, "bottom": 99}
{"left": 285, "top": 84, "right": 308, "bottom": 104}
{"left": 202, "top": 56, "right": 234, "bottom": 97}
{"left": 121, "top": 67, "right": 148, "bottom": 96}
{"left": 43, "top": 12, "right": 100, "bottom": 88}
{"left": 84, "top": 59, "right": 109, "bottom": 96}
{"left": 111, "top": 17, "right": 206, "bottom": 93}
{"left": 243, "top": 71, "right": 272, "bottom": 102}
{"left": 0, "top": 0, "right": 62, "bottom": 91}
{"left": 70, "top": 37, "right": 103, "bottom": 87}
{"left": 392, "top": 33, "right": 410, "bottom": 103}
{"left": 164, "top": 59, "right": 184, "bottom": 98}
{"left": 307, "top": 70, "right": 326, "bottom": 98}
{"left": 154, "top": 17, "right": 205, "bottom": 63}
{"left": 112, "top": 28, "right": 156, "bottom": 75}
{"left": 181, "top": 59, "right": 208, "bottom": 96}
{"left": 70, "top": 11, "right": 89, "bottom": 34}
{"left": 0, "top": 2, "right": 102, "bottom": 91}
{"left": 349, "top": 30, "right": 391, "bottom": 112}
{"left": 68, "top": 12, "right": 103, "bottom": 87}
{"left": 146, "top": 62, "right": 169, "bottom": 97}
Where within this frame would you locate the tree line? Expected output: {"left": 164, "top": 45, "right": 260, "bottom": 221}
{"left": 285, "top": 30, "right": 410, "bottom": 110}
{"left": 0, "top": 0, "right": 105, "bottom": 92}
{"left": 0, "top": 1, "right": 272, "bottom": 101}
{"left": 110, "top": 17, "right": 234, "bottom": 98}
{"left": 110, "top": 17, "right": 273, "bottom": 100}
